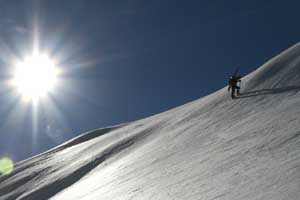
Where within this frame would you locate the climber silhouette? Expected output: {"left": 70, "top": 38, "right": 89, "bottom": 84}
{"left": 228, "top": 69, "right": 242, "bottom": 99}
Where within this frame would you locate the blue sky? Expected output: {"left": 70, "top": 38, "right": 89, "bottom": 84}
{"left": 0, "top": 0, "right": 299, "bottom": 161}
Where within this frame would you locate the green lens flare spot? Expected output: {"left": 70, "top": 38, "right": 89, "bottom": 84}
{"left": 0, "top": 157, "right": 14, "bottom": 175}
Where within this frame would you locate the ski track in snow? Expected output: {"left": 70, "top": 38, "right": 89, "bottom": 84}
{"left": 1, "top": 43, "right": 300, "bottom": 199}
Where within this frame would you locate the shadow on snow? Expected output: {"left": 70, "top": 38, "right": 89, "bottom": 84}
{"left": 237, "top": 85, "right": 300, "bottom": 98}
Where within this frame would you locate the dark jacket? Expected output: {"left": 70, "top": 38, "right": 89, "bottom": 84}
{"left": 228, "top": 76, "right": 241, "bottom": 91}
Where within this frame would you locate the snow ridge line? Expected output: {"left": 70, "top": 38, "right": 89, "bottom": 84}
{"left": 0, "top": 122, "right": 165, "bottom": 200}
{"left": 0, "top": 126, "right": 122, "bottom": 189}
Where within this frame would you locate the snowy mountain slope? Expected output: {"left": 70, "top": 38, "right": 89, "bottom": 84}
{"left": 1, "top": 43, "right": 300, "bottom": 200}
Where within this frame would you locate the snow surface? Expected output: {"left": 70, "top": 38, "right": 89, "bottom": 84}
{"left": 1, "top": 43, "right": 300, "bottom": 200}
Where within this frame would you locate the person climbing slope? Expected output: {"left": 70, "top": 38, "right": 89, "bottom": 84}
{"left": 228, "top": 72, "right": 242, "bottom": 99}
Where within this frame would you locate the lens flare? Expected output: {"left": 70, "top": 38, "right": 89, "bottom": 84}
{"left": 0, "top": 157, "right": 14, "bottom": 175}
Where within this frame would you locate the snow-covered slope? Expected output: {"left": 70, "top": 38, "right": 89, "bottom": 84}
{"left": 1, "top": 44, "right": 300, "bottom": 200}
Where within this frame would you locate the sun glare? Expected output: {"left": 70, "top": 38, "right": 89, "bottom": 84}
{"left": 13, "top": 52, "right": 60, "bottom": 101}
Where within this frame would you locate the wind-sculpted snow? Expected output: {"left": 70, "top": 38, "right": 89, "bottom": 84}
{"left": 243, "top": 43, "right": 300, "bottom": 90}
{"left": 1, "top": 44, "right": 300, "bottom": 200}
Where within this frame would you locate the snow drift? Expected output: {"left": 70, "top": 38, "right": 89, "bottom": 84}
{"left": 1, "top": 43, "right": 300, "bottom": 200}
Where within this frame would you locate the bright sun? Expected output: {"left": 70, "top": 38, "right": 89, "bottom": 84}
{"left": 13, "top": 52, "right": 60, "bottom": 101}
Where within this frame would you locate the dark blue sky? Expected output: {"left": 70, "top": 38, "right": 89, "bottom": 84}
{"left": 0, "top": 0, "right": 299, "bottom": 161}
